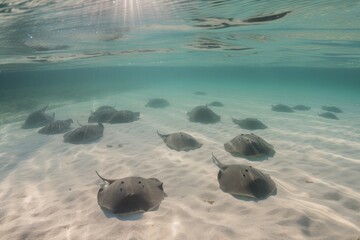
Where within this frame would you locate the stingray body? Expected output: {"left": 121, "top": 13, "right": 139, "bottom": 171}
{"left": 271, "top": 104, "right": 294, "bottom": 113}
{"left": 319, "top": 112, "right": 339, "bottom": 120}
{"left": 63, "top": 123, "right": 104, "bottom": 144}
{"left": 88, "top": 109, "right": 118, "bottom": 123}
{"left": 224, "top": 133, "right": 275, "bottom": 157}
{"left": 232, "top": 118, "right": 267, "bottom": 130}
{"left": 322, "top": 106, "right": 342, "bottom": 113}
{"left": 157, "top": 131, "right": 202, "bottom": 151}
{"left": 95, "top": 106, "right": 116, "bottom": 112}
{"left": 208, "top": 101, "right": 224, "bottom": 107}
{"left": 96, "top": 172, "right": 166, "bottom": 215}
{"left": 22, "top": 105, "right": 54, "bottom": 129}
{"left": 145, "top": 98, "right": 170, "bottom": 108}
{"left": 109, "top": 110, "right": 140, "bottom": 123}
{"left": 38, "top": 119, "right": 73, "bottom": 134}
{"left": 187, "top": 105, "right": 220, "bottom": 124}
{"left": 292, "top": 105, "right": 311, "bottom": 111}
{"left": 212, "top": 154, "right": 276, "bottom": 199}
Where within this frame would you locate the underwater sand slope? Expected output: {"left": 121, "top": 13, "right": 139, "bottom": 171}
{"left": 0, "top": 89, "right": 359, "bottom": 240}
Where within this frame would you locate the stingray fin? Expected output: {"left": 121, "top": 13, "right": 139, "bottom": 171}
{"left": 76, "top": 120, "right": 83, "bottom": 127}
{"left": 212, "top": 153, "right": 227, "bottom": 171}
{"left": 95, "top": 171, "right": 115, "bottom": 184}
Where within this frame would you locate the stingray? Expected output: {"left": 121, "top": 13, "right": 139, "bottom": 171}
{"left": 292, "top": 105, "right": 311, "bottom": 111}
{"left": 208, "top": 101, "right": 224, "bottom": 107}
{"left": 212, "top": 154, "right": 276, "bottom": 199}
{"left": 109, "top": 110, "right": 140, "bottom": 123}
{"left": 63, "top": 123, "right": 104, "bottom": 144}
{"left": 271, "top": 104, "right": 294, "bottom": 113}
{"left": 95, "top": 105, "right": 116, "bottom": 112}
{"left": 88, "top": 108, "right": 118, "bottom": 123}
{"left": 187, "top": 105, "right": 220, "bottom": 124}
{"left": 319, "top": 112, "right": 339, "bottom": 120}
{"left": 22, "top": 104, "right": 55, "bottom": 129}
{"left": 38, "top": 119, "right": 73, "bottom": 134}
{"left": 224, "top": 133, "right": 275, "bottom": 158}
{"left": 322, "top": 106, "right": 343, "bottom": 113}
{"left": 232, "top": 118, "right": 267, "bottom": 130}
{"left": 157, "top": 131, "right": 202, "bottom": 151}
{"left": 96, "top": 171, "right": 166, "bottom": 215}
{"left": 145, "top": 98, "right": 170, "bottom": 108}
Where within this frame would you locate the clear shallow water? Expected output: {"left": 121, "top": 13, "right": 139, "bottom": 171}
{"left": 0, "top": 0, "right": 359, "bottom": 70}
{"left": 0, "top": 1, "right": 360, "bottom": 240}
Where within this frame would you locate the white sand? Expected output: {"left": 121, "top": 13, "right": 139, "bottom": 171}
{"left": 0, "top": 85, "right": 359, "bottom": 240}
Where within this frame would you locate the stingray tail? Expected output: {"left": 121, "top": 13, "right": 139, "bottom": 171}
{"left": 157, "top": 130, "right": 167, "bottom": 140}
{"left": 212, "top": 153, "right": 226, "bottom": 170}
{"left": 95, "top": 171, "right": 115, "bottom": 184}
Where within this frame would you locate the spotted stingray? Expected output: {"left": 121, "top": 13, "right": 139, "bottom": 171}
{"left": 157, "top": 131, "right": 202, "bottom": 151}
{"left": 232, "top": 118, "right": 267, "bottom": 130}
{"left": 38, "top": 119, "right": 73, "bottom": 134}
{"left": 212, "top": 154, "right": 276, "bottom": 200}
{"left": 63, "top": 123, "right": 104, "bottom": 144}
{"left": 96, "top": 171, "right": 166, "bottom": 215}
{"left": 109, "top": 110, "right": 140, "bottom": 123}
{"left": 224, "top": 133, "right": 275, "bottom": 158}
{"left": 187, "top": 105, "right": 220, "bottom": 124}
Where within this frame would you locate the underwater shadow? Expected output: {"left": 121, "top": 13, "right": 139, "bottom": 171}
{"left": 63, "top": 138, "right": 103, "bottom": 145}
{"left": 101, "top": 207, "right": 144, "bottom": 221}
{"left": 231, "top": 188, "right": 278, "bottom": 202}
{"left": 229, "top": 151, "right": 276, "bottom": 162}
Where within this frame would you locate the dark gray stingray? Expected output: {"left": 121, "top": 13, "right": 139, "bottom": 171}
{"left": 224, "top": 133, "right": 275, "bottom": 158}
{"left": 319, "top": 112, "right": 339, "bottom": 120}
{"left": 95, "top": 105, "right": 116, "bottom": 112}
{"left": 22, "top": 105, "right": 55, "bottom": 129}
{"left": 145, "top": 98, "right": 170, "bottom": 108}
{"left": 208, "top": 101, "right": 224, "bottom": 107}
{"left": 232, "top": 118, "right": 267, "bottom": 130}
{"left": 88, "top": 109, "right": 118, "bottom": 123}
{"left": 322, "top": 106, "right": 343, "bottom": 113}
{"left": 187, "top": 105, "right": 220, "bottom": 124}
{"left": 271, "top": 104, "right": 294, "bottom": 113}
{"left": 292, "top": 105, "right": 311, "bottom": 111}
{"left": 109, "top": 110, "right": 140, "bottom": 123}
{"left": 63, "top": 123, "right": 104, "bottom": 144}
{"left": 212, "top": 154, "right": 276, "bottom": 200}
{"left": 38, "top": 119, "right": 73, "bottom": 134}
{"left": 157, "top": 131, "right": 202, "bottom": 151}
{"left": 96, "top": 171, "right": 166, "bottom": 215}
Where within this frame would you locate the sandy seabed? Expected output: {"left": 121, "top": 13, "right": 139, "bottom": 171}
{"left": 0, "top": 86, "right": 359, "bottom": 240}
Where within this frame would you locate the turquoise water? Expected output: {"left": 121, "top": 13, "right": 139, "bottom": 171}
{"left": 0, "top": 1, "right": 360, "bottom": 239}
